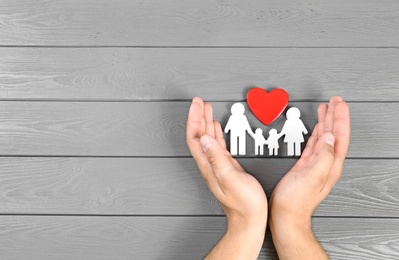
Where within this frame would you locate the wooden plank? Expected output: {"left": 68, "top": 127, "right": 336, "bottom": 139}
{"left": 311, "top": 217, "right": 399, "bottom": 260}
{"left": 1, "top": 48, "right": 399, "bottom": 101}
{"left": 0, "top": 157, "right": 221, "bottom": 215}
{"left": 0, "top": 158, "right": 398, "bottom": 217}
{"left": 0, "top": 216, "right": 398, "bottom": 259}
{"left": 0, "top": 101, "right": 396, "bottom": 157}
{"left": 0, "top": 1, "right": 399, "bottom": 47}
{"left": 0, "top": 216, "right": 226, "bottom": 260}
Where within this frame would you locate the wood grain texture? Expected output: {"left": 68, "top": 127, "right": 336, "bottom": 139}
{"left": 0, "top": 101, "right": 395, "bottom": 157}
{"left": 0, "top": 216, "right": 227, "bottom": 260}
{"left": 0, "top": 48, "right": 398, "bottom": 101}
{"left": 0, "top": 157, "right": 398, "bottom": 217}
{"left": 0, "top": 216, "right": 398, "bottom": 259}
{"left": 1, "top": 0, "right": 398, "bottom": 258}
{"left": 286, "top": 217, "right": 399, "bottom": 260}
{"left": 0, "top": 0, "right": 399, "bottom": 47}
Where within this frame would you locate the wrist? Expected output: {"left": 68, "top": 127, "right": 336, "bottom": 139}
{"left": 227, "top": 210, "right": 267, "bottom": 237}
{"left": 269, "top": 211, "right": 311, "bottom": 233}
{"left": 228, "top": 218, "right": 266, "bottom": 240}
{"left": 223, "top": 227, "right": 264, "bottom": 260}
{"left": 270, "top": 212, "right": 311, "bottom": 243}
{"left": 269, "top": 215, "right": 328, "bottom": 260}
{"left": 226, "top": 215, "right": 266, "bottom": 256}
{"left": 270, "top": 219, "right": 312, "bottom": 244}
{"left": 205, "top": 216, "right": 266, "bottom": 260}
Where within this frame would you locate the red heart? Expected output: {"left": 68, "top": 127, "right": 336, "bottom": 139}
{"left": 247, "top": 88, "right": 289, "bottom": 126}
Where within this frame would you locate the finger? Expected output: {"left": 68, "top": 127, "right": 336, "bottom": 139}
{"left": 229, "top": 157, "right": 245, "bottom": 172}
{"left": 186, "top": 98, "right": 208, "bottom": 165}
{"left": 332, "top": 101, "right": 351, "bottom": 160}
{"left": 315, "top": 97, "right": 341, "bottom": 154}
{"left": 186, "top": 98, "right": 206, "bottom": 160}
{"left": 323, "top": 96, "right": 343, "bottom": 134}
{"left": 200, "top": 134, "right": 239, "bottom": 187}
{"left": 302, "top": 123, "right": 319, "bottom": 158}
{"left": 204, "top": 103, "right": 215, "bottom": 137}
{"left": 311, "top": 103, "right": 327, "bottom": 156}
{"left": 324, "top": 101, "right": 351, "bottom": 189}
{"left": 214, "top": 121, "right": 227, "bottom": 149}
{"left": 300, "top": 100, "right": 334, "bottom": 167}
{"left": 317, "top": 103, "right": 328, "bottom": 139}
{"left": 213, "top": 120, "right": 245, "bottom": 172}
{"left": 292, "top": 124, "right": 319, "bottom": 171}
{"left": 186, "top": 97, "right": 205, "bottom": 141}
{"left": 186, "top": 99, "right": 224, "bottom": 197}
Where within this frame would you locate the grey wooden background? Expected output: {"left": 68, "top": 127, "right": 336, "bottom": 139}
{"left": 0, "top": 1, "right": 398, "bottom": 259}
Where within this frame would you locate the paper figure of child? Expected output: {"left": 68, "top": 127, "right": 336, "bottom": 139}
{"left": 253, "top": 128, "right": 267, "bottom": 155}
{"left": 265, "top": 129, "right": 283, "bottom": 156}
{"left": 280, "top": 107, "right": 308, "bottom": 156}
{"left": 224, "top": 103, "right": 254, "bottom": 155}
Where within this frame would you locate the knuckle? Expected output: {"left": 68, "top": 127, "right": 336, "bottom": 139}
{"left": 310, "top": 175, "right": 326, "bottom": 188}
{"left": 207, "top": 154, "right": 220, "bottom": 166}
{"left": 325, "top": 148, "right": 336, "bottom": 161}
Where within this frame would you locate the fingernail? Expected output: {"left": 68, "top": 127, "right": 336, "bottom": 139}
{"left": 200, "top": 135, "right": 214, "bottom": 152}
{"left": 324, "top": 133, "right": 335, "bottom": 147}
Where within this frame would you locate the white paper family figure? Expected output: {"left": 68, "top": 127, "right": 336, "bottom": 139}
{"left": 253, "top": 128, "right": 283, "bottom": 156}
{"left": 279, "top": 107, "right": 308, "bottom": 156}
{"left": 225, "top": 103, "right": 308, "bottom": 156}
{"left": 253, "top": 128, "right": 266, "bottom": 155}
{"left": 265, "top": 129, "right": 283, "bottom": 156}
{"left": 224, "top": 103, "right": 254, "bottom": 155}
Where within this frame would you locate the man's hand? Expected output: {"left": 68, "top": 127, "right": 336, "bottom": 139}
{"left": 186, "top": 97, "right": 267, "bottom": 260}
{"left": 269, "top": 96, "right": 351, "bottom": 260}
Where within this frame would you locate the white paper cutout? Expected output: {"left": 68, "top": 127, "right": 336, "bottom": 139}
{"left": 253, "top": 128, "right": 267, "bottom": 155}
{"left": 279, "top": 107, "right": 308, "bottom": 156}
{"left": 265, "top": 129, "right": 283, "bottom": 156}
{"left": 225, "top": 104, "right": 309, "bottom": 157}
{"left": 224, "top": 103, "right": 254, "bottom": 155}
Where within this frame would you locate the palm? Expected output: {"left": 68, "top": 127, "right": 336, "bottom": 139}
{"left": 270, "top": 96, "right": 351, "bottom": 220}
{"left": 186, "top": 97, "right": 267, "bottom": 220}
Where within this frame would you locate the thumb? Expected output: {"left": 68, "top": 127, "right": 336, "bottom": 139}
{"left": 200, "top": 134, "right": 236, "bottom": 181}
{"left": 309, "top": 132, "right": 336, "bottom": 185}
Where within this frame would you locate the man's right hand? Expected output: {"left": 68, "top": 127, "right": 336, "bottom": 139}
{"left": 269, "top": 96, "right": 351, "bottom": 260}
